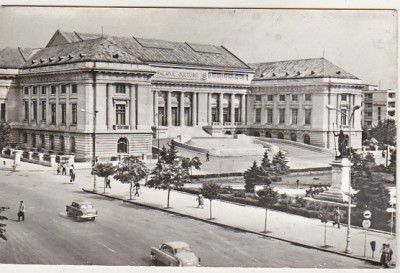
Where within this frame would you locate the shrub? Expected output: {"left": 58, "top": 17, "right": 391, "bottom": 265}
{"left": 233, "top": 190, "right": 246, "bottom": 198}
{"left": 280, "top": 193, "right": 287, "bottom": 200}
{"left": 221, "top": 185, "right": 234, "bottom": 194}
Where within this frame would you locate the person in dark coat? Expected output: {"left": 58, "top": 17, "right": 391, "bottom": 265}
{"left": 333, "top": 207, "right": 341, "bottom": 229}
{"left": 206, "top": 151, "right": 210, "bottom": 162}
{"left": 134, "top": 182, "right": 140, "bottom": 197}
{"left": 62, "top": 164, "right": 67, "bottom": 175}
{"left": 17, "top": 201, "right": 25, "bottom": 222}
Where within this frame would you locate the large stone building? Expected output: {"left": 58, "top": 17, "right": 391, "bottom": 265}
{"left": 0, "top": 30, "right": 366, "bottom": 161}
{"left": 362, "top": 85, "right": 396, "bottom": 128}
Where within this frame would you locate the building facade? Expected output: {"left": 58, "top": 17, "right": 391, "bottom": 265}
{"left": 362, "top": 85, "right": 396, "bottom": 128}
{"left": 0, "top": 31, "right": 367, "bottom": 161}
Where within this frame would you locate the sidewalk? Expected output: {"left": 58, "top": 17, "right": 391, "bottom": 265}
{"left": 77, "top": 171, "right": 396, "bottom": 266}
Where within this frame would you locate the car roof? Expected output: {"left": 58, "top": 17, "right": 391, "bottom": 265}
{"left": 75, "top": 201, "right": 93, "bottom": 205}
{"left": 165, "top": 241, "right": 190, "bottom": 249}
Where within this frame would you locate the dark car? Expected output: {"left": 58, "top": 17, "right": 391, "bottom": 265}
{"left": 66, "top": 201, "right": 98, "bottom": 221}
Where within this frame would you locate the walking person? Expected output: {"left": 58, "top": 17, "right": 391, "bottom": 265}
{"left": 134, "top": 182, "right": 140, "bottom": 197}
{"left": 196, "top": 194, "right": 204, "bottom": 209}
{"left": 380, "top": 243, "right": 393, "bottom": 268}
{"left": 57, "top": 163, "right": 61, "bottom": 175}
{"left": 105, "top": 177, "right": 111, "bottom": 188}
{"left": 296, "top": 179, "right": 300, "bottom": 189}
{"left": 333, "top": 207, "right": 341, "bottom": 229}
{"left": 69, "top": 164, "right": 75, "bottom": 176}
{"left": 3, "top": 160, "right": 5, "bottom": 169}
{"left": 62, "top": 164, "right": 67, "bottom": 175}
{"left": 206, "top": 151, "right": 210, "bottom": 162}
{"left": 17, "top": 201, "right": 25, "bottom": 222}
{"left": 70, "top": 170, "right": 75, "bottom": 183}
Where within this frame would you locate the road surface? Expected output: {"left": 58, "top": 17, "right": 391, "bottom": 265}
{"left": 0, "top": 168, "right": 377, "bottom": 268}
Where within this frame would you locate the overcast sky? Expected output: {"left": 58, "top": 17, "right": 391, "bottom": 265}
{"left": 0, "top": 7, "right": 397, "bottom": 89}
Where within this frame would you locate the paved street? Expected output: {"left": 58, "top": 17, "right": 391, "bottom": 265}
{"left": 0, "top": 165, "right": 379, "bottom": 268}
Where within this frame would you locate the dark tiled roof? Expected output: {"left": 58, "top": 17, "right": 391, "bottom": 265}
{"left": 23, "top": 37, "right": 143, "bottom": 68}
{"left": 250, "top": 58, "right": 358, "bottom": 80}
{"left": 0, "top": 47, "right": 40, "bottom": 68}
{"left": 43, "top": 31, "right": 251, "bottom": 69}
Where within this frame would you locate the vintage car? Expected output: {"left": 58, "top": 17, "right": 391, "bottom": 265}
{"left": 66, "top": 201, "right": 98, "bottom": 221}
{"left": 151, "top": 241, "right": 200, "bottom": 267}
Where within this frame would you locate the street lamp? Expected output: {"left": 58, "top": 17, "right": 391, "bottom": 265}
{"left": 326, "top": 104, "right": 360, "bottom": 254}
{"left": 81, "top": 108, "right": 99, "bottom": 192}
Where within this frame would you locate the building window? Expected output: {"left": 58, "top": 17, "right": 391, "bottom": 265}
{"left": 365, "top": 93, "right": 373, "bottom": 99}
{"left": 279, "top": 109, "right": 285, "bottom": 124}
{"left": 51, "top": 104, "right": 56, "bottom": 124}
{"left": 291, "top": 109, "right": 298, "bottom": 124}
{"left": 255, "top": 109, "right": 261, "bottom": 123}
{"left": 366, "top": 112, "right": 372, "bottom": 117}
{"left": 158, "top": 107, "right": 165, "bottom": 126}
{"left": 341, "top": 109, "right": 347, "bottom": 125}
{"left": 31, "top": 133, "right": 36, "bottom": 147}
{"left": 41, "top": 86, "right": 46, "bottom": 95}
{"left": 116, "top": 84, "right": 126, "bottom": 94}
{"left": 278, "top": 132, "right": 284, "bottom": 139}
{"left": 24, "top": 101, "right": 29, "bottom": 120}
{"left": 255, "top": 95, "right": 262, "bottom": 102}
{"left": 267, "top": 95, "right": 274, "bottom": 101}
{"left": 61, "top": 104, "right": 66, "bottom": 124}
{"left": 61, "top": 85, "right": 66, "bottom": 94}
{"left": 71, "top": 104, "right": 77, "bottom": 124}
{"left": 32, "top": 101, "right": 37, "bottom": 121}
{"left": 33, "top": 86, "right": 37, "bottom": 95}
{"left": 71, "top": 84, "right": 77, "bottom": 94}
{"left": 40, "top": 134, "right": 45, "bottom": 148}
{"left": 304, "top": 134, "right": 311, "bottom": 144}
{"left": 116, "top": 104, "right": 126, "bottom": 125}
{"left": 305, "top": 94, "right": 312, "bottom": 101}
{"left": 23, "top": 132, "right": 28, "bottom": 143}
{"left": 24, "top": 87, "right": 29, "bottom": 95}
{"left": 290, "top": 133, "right": 297, "bottom": 141}
{"left": 341, "top": 94, "right": 347, "bottom": 101}
{"left": 378, "top": 107, "right": 381, "bottom": 121}
{"left": 292, "top": 94, "right": 298, "bottom": 101}
{"left": 365, "top": 103, "right": 372, "bottom": 108}
{"left": 59, "top": 136, "right": 65, "bottom": 151}
{"left": 212, "top": 108, "right": 218, "bottom": 122}
{"left": 388, "top": 93, "right": 395, "bottom": 99}
{"left": 267, "top": 109, "right": 273, "bottom": 124}
{"left": 41, "top": 102, "right": 46, "bottom": 121}
{"left": 51, "top": 86, "right": 56, "bottom": 95}
{"left": 117, "top": 137, "right": 128, "bottom": 153}
{"left": 305, "top": 109, "right": 312, "bottom": 125}
{"left": 279, "top": 95, "right": 286, "bottom": 102}
{"left": 0, "top": 103, "right": 5, "bottom": 121}
{"left": 70, "top": 136, "right": 76, "bottom": 152}
{"left": 50, "top": 135, "right": 54, "bottom": 150}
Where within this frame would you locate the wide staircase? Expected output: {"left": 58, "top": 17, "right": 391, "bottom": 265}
{"left": 166, "top": 126, "right": 212, "bottom": 139}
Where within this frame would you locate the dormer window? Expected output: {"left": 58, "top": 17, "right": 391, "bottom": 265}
{"left": 310, "top": 70, "right": 315, "bottom": 75}
{"left": 285, "top": 72, "right": 289, "bottom": 76}
{"left": 272, "top": 73, "right": 276, "bottom": 77}
{"left": 59, "top": 56, "right": 64, "bottom": 61}
{"left": 336, "top": 71, "right": 341, "bottom": 75}
{"left": 113, "top": 53, "right": 119, "bottom": 59}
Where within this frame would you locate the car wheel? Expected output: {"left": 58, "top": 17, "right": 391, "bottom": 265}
{"left": 91, "top": 217, "right": 95, "bottom": 221}
{"left": 67, "top": 210, "right": 71, "bottom": 216}
{"left": 150, "top": 254, "right": 157, "bottom": 264}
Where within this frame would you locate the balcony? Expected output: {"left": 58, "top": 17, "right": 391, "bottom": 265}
{"left": 113, "top": 125, "right": 131, "bottom": 130}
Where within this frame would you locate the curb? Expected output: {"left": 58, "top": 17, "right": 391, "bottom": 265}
{"left": 82, "top": 188, "right": 384, "bottom": 266}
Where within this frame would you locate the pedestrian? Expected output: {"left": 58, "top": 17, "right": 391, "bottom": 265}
{"left": 3, "top": 160, "right": 5, "bottom": 169}
{"left": 134, "top": 182, "right": 140, "bottom": 197}
{"left": 333, "top": 207, "right": 341, "bottom": 229}
{"left": 17, "top": 200, "right": 25, "bottom": 222}
{"left": 106, "top": 177, "right": 111, "bottom": 188}
{"left": 69, "top": 164, "right": 75, "bottom": 176}
{"left": 62, "top": 164, "right": 67, "bottom": 175}
{"left": 296, "top": 179, "right": 300, "bottom": 189}
{"left": 206, "top": 151, "right": 210, "bottom": 162}
{"left": 196, "top": 194, "right": 204, "bottom": 209}
{"left": 70, "top": 170, "right": 75, "bottom": 183}
{"left": 57, "top": 163, "right": 61, "bottom": 175}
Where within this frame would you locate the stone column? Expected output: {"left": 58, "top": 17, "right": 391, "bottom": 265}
{"left": 219, "top": 93, "right": 223, "bottom": 124}
{"left": 50, "top": 154, "right": 56, "bottom": 167}
{"left": 55, "top": 85, "right": 60, "bottom": 126}
{"left": 180, "top": 92, "right": 185, "bottom": 126}
{"left": 192, "top": 92, "right": 197, "bottom": 126}
{"left": 46, "top": 86, "right": 50, "bottom": 126}
{"left": 230, "top": 94, "right": 235, "bottom": 124}
{"left": 208, "top": 93, "right": 212, "bottom": 125}
{"left": 38, "top": 153, "right": 44, "bottom": 162}
{"left": 241, "top": 94, "right": 246, "bottom": 124}
{"left": 129, "top": 84, "right": 136, "bottom": 130}
{"left": 107, "top": 84, "right": 113, "bottom": 130}
{"left": 167, "top": 91, "right": 172, "bottom": 126}
{"left": 28, "top": 86, "right": 32, "bottom": 126}
{"left": 154, "top": 90, "right": 158, "bottom": 125}
{"left": 13, "top": 150, "right": 23, "bottom": 171}
{"left": 66, "top": 85, "right": 71, "bottom": 127}
{"left": 28, "top": 151, "right": 33, "bottom": 160}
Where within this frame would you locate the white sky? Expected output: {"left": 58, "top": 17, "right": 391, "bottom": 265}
{"left": 0, "top": 7, "right": 397, "bottom": 89}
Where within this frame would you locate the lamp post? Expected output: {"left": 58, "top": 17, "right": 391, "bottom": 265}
{"left": 326, "top": 104, "right": 360, "bottom": 254}
{"left": 81, "top": 108, "right": 99, "bottom": 192}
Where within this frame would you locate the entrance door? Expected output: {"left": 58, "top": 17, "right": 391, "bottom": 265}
{"left": 171, "top": 107, "right": 178, "bottom": 126}
{"left": 223, "top": 108, "right": 229, "bottom": 123}
{"left": 184, "top": 107, "right": 191, "bottom": 126}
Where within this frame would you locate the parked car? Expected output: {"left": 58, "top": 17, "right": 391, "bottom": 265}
{"left": 66, "top": 201, "right": 98, "bottom": 221}
{"left": 151, "top": 241, "right": 200, "bottom": 267}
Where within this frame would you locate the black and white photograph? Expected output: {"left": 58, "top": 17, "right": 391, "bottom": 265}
{"left": 0, "top": 2, "right": 397, "bottom": 271}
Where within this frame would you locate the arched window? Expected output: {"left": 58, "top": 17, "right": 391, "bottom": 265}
{"left": 253, "top": 131, "right": 260, "bottom": 137}
{"left": 59, "top": 136, "right": 65, "bottom": 151}
{"left": 304, "top": 134, "right": 311, "bottom": 145}
{"left": 278, "top": 132, "right": 284, "bottom": 139}
{"left": 224, "top": 131, "right": 232, "bottom": 135}
{"left": 290, "top": 133, "right": 297, "bottom": 142}
{"left": 265, "top": 131, "right": 272, "bottom": 138}
{"left": 50, "top": 135, "right": 54, "bottom": 150}
{"left": 117, "top": 137, "right": 128, "bottom": 154}
{"left": 70, "top": 136, "right": 76, "bottom": 153}
{"left": 31, "top": 133, "right": 36, "bottom": 147}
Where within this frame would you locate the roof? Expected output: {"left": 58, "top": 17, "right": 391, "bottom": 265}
{"left": 0, "top": 47, "right": 40, "bottom": 69}
{"left": 165, "top": 241, "right": 190, "bottom": 249}
{"left": 37, "top": 30, "right": 251, "bottom": 70}
{"left": 250, "top": 58, "right": 358, "bottom": 80}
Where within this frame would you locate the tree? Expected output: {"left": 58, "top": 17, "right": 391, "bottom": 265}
{"left": 260, "top": 150, "right": 271, "bottom": 168}
{"left": 181, "top": 156, "right": 202, "bottom": 177}
{"left": 113, "top": 156, "right": 148, "bottom": 200}
{"left": 0, "top": 206, "right": 9, "bottom": 241}
{"left": 243, "top": 161, "right": 260, "bottom": 193}
{"left": 166, "top": 142, "right": 179, "bottom": 164}
{"left": 159, "top": 145, "right": 168, "bottom": 162}
{"left": 257, "top": 186, "right": 279, "bottom": 233}
{"left": 370, "top": 119, "right": 396, "bottom": 146}
{"left": 201, "top": 182, "right": 222, "bottom": 219}
{"left": 389, "top": 148, "right": 396, "bottom": 179}
{"left": 146, "top": 158, "right": 190, "bottom": 208}
{"left": 92, "top": 163, "right": 116, "bottom": 193}
{"left": 0, "top": 122, "right": 11, "bottom": 151}
{"left": 271, "top": 151, "right": 290, "bottom": 176}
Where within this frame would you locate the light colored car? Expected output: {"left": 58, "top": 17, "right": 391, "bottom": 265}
{"left": 66, "top": 201, "right": 98, "bottom": 221}
{"left": 151, "top": 241, "right": 200, "bottom": 267}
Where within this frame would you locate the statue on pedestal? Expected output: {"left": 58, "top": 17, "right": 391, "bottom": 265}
{"left": 333, "top": 130, "right": 349, "bottom": 158}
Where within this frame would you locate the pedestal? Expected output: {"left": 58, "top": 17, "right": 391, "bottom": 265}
{"left": 314, "top": 158, "right": 354, "bottom": 203}
{"left": 13, "top": 150, "right": 23, "bottom": 171}
{"left": 50, "top": 155, "right": 56, "bottom": 167}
